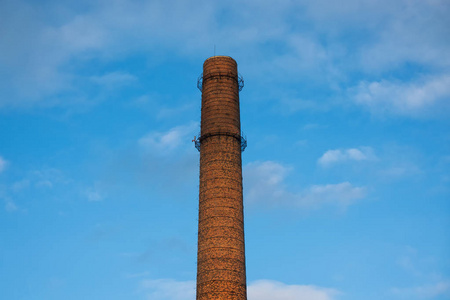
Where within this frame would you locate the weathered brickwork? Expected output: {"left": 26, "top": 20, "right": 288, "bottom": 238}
{"left": 196, "top": 56, "right": 247, "bottom": 300}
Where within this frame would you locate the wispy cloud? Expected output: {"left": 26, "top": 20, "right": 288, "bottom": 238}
{"left": 396, "top": 246, "right": 423, "bottom": 277}
{"left": 391, "top": 280, "right": 450, "bottom": 299}
{"left": 97, "top": 122, "right": 199, "bottom": 193}
{"left": 1, "top": 0, "right": 448, "bottom": 117}
{"left": 318, "top": 147, "right": 376, "bottom": 167}
{"left": 90, "top": 71, "right": 137, "bottom": 88}
{"left": 139, "top": 278, "right": 195, "bottom": 300}
{"left": 376, "top": 144, "right": 423, "bottom": 180}
{"left": 84, "top": 187, "right": 105, "bottom": 202}
{"left": 302, "top": 123, "right": 324, "bottom": 130}
{"left": 379, "top": 163, "right": 421, "bottom": 178}
{"left": 138, "top": 278, "right": 340, "bottom": 300}
{"left": 0, "top": 167, "right": 71, "bottom": 212}
{"left": 244, "top": 161, "right": 366, "bottom": 210}
{"left": 0, "top": 0, "right": 216, "bottom": 107}
{"left": 11, "top": 179, "right": 30, "bottom": 192}
{"left": 138, "top": 122, "right": 198, "bottom": 153}
{"left": 4, "top": 197, "right": 18, "bottom": 212}
{"left": 125, "top": 271, "right": 151, "bottom": 279}
{"left": 248, "top": 280, "right": 340, "bottom": 300}
{"left": 390, "top": 246, "right": 450, "bottom": 299}
{"left": 317, "top": 144, "right": 423, "bottom": 181}
{"left": 30, "top": 168, "right": 68, "bottom": 189}
{"left": 0, "top": 156, "right": 8, "bottom": 173}
{"left": 356, "top": 0, "right": 450, "bottom": 72}
{"left": 350, "top": 75, "right": 450, "bottom": 117}
{"left": 302, "top": 182, "right": 366, "bottom": 209}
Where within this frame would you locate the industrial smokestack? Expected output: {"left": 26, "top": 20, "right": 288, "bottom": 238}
{"left": 194, "top": 56, "right": 247, "bottom": 300}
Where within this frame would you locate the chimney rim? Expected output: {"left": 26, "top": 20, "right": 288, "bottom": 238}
{"left": 204, "top": 55, "right": 236, "bottom": 63}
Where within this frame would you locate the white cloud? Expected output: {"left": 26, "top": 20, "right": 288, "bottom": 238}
{"left": 301, "top": 182, "right": 366, "bottom": 209}
{"left": 139, "top": 279, "right": 195, "bottom": 300}
{"left": 391, "top": 280, "right": 450, "bottom": 299}
{"left": 396, "top": 247, "right": 422, "bottom": 277}
{"left": 90, "top": 71, "right": 137, "bottom": 88}
{"left": 1, "top": 183, "right": 18, "bottom": 212}
{"left": 357, "top": 0, "right": 450, "bottom": 72}
{"left": 11, "top": 169, "right": 67, "bottom": 191}
{"left": 31, "top": 168, "right": 67, "bottom": 188}
{"left": 300, "top": 0, "right": 450, "bottom": 72}
{"left": 302, "top": 123, "right": 323, "bottom": 130}
{"left": 0, "top": 167, "right": 70, "bottom": 212}
{"left": 35, "top": 180, "right": 53, "bottom": 188}
{"left": 266, "top": 33, "right": 335, "bottom": 80}
{"left": 138, "top": 278, "right": 339, "bottom": 300}
{"left": 374, "top": 145, "right": 422, "bottom": 180}
{"left": 85, "top": 188, "right": 104, "bottom": 202}
{"left": 246, "top": 161, "right": 291, "bottom": 188}
{"left": 248, "top": 280, "right": 340, "bottom": 300}
{"left": 244, "top": 161, "right": 366, "bottom": 210}
{"left": 1, "top": 0, "right": 448, "bottom": 117}
{"left": 98, "top": 121, "right": 199, "bottom": 193}
{"left": 351, "top": 75, "right": 450, "bottom": 117}
{"left": 138, "top": 122, "right": 198, "bottom": 153}
{"left": 0, "top": 0, "right": 217, "bottom": 107}
{"left": 125, "top": 271, "right": 151, "bottom": 279}
{"left": 318, "top": 147, "right": 376, "bottom": 167}
{"left": 11, "top": 179, "right": 30, "bottom": 192}
{"left": 0, "top": 156, "right": 8, "bottom": 173}
{"left": 244, "top": 161, "right": 291, "bottom": 205}
{"left": 391, "top": 247, "right": 450, "bottom": 299}
{"left": 380, "top": 164, "right": 421, "bottom": 178}
{"left": 4, "top": 198, "right": 18, "bottom": 212}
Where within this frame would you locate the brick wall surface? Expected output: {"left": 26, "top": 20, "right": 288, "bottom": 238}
{"left": 196, "top": 56, "right": 247, "bottom": 300}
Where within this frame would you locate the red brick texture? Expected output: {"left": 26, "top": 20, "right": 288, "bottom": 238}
{"left": 196, "top": 56, "right": 247, "bottom": 300}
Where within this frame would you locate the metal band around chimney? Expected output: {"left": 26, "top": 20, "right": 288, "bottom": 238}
{"left": 194, "top": 132, "right": 247, "bottom": 152}
{"left": 197, "top": 73, "right": 244, "bottom": 92}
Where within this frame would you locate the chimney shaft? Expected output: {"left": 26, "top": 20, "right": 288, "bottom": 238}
{"left": 196, "top": 56, "right": 247, "bottom": 300}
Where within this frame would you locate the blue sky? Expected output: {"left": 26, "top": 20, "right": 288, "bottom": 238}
{"left": 1, "top": 0, "right": 449, "bottom": 299}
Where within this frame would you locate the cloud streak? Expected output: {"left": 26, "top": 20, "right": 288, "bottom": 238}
{"left": 139, "top": 279, "right": 195, "bottom": 300}
{"left": 391, "top": 280, "right": 450, "bottom": 299}
{"left": 97, "top": 122, "right": 199, "bottom": 193}
{"left": 138, "top": 122, "right": 199, "bottom": 153}
{"left": 0, "top": 156, "right": 7, "bottom": 173}
{"left": 90, "top": 71, "right": 137, "bottom": 88}
{"left": 138, "top": 278, "right": 339, "bottom": 300}
{"left": 244, "top": 161, "right": 366, "bottom": 210}
{"left": 351, "top": 75, "right": 450, "bottom": 117}
{"left": 84, "top": 187, "right": 105, "bottom": 202}
{"left": 1, "top": 0, "right": 448, "bottom": 118}
{"left": 248, "top": 280, "right": 340, "bottom": 300}
{"left": 3, "top": 197, "right": 18, "bottom": 212}
{"left": 318, "top": 147, "right": 376, "bottom": 167}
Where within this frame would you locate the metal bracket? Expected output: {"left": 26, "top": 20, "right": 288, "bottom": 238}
{"left": 194, "top": 132, "right": 247, "bottom": 152}
{"left": 197, "top": 73, "right": 244, "bottom": 92}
